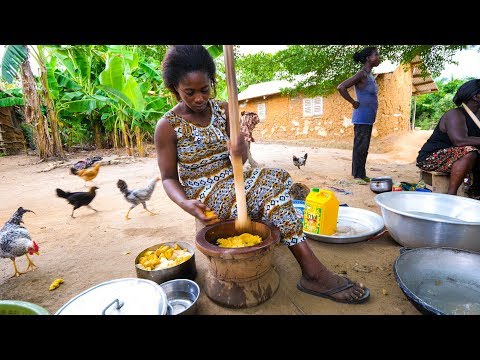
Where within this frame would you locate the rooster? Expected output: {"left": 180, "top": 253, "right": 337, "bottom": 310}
{"left": 293, "top": 153, "right": 308, "bottom": 170}
{"left": 56, "top": 187, "right": 99, "bottom": 218}
{"left": 0, "top": 207, "right": 39, "bottom": 277}
{"left": 70, "top": 163, "right": 101, "bottom": 186}
{"left": 117, "top": 177, "right": 160, "bottom": 220}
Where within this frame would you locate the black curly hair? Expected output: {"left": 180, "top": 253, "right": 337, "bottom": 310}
{"left": 353, "top": 46, "right": 377, "bottom": 64}
{"left": 162, "top": 45, "right": 217, "bottom": 101}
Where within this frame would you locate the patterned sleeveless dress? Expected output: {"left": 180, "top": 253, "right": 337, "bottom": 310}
{"left": 163, "top": 99, "right": 305, "bottom": 246}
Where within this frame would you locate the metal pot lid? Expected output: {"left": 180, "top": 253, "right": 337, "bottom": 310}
{"left": 55, "top": 278, "right": 168, "bottom": 315}
{"left": 371, "top": 176, "right": 393, "bottom": 181}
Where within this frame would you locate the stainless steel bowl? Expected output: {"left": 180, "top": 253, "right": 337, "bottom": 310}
{"left": 135, "top": 241, "right": 197, "bottom": 285}
{"left": 375, "top": 192, "right": 480, "bottom": 251}
{"left": 161, "top": 279, "right": 200, "bottom": 315}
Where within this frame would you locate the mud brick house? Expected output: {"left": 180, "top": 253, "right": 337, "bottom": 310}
{"left": 0, "top": 106, "right": 26, "bottom": 155}
{"left": 238, "top": 59, "right": 437, "bottom": 142}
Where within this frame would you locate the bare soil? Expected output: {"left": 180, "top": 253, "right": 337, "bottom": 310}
{"left": 0, "top": 130, "right": 432, "bottom": 315}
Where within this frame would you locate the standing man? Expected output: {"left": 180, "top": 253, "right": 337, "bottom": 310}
{"left": 337, "top": 47, "right": 381, "bottom": 182}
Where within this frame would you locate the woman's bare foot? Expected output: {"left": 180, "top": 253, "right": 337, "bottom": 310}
{"left": 298, "top": 273, "right": 368, "bottom": 303}
{"left": 288, "top": 239, "right": 370, "bottom": 303}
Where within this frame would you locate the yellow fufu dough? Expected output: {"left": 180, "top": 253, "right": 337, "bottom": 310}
{"left": 216, "top": 233, "right": 262, "bottom": 248}
{"left": 137, "top": 243, "right": 192, "bottom": 271}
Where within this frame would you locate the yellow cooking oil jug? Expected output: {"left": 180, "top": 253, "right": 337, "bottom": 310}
{"left": 303, "top": 188, "right": 339, "bottom": 235}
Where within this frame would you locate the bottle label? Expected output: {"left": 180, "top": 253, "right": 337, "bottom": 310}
{"left": 303, "top": 206, "right": 322, "bottom": 233}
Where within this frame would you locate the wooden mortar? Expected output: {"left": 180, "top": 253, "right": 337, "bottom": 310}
{"left": 195, "top": 220, "right": 280, "bottom": 308}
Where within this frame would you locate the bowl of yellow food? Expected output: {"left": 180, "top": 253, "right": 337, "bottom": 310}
{"left": 135, "top": 241, "right": 197, "bottom": 285}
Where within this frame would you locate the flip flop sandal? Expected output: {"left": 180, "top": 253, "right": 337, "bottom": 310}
{"left": 297, "top": 278, "right": 370, "bottom": 304}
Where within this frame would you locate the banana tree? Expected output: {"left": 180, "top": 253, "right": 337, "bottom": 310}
{"left": 1, "top": 45, "right": 64, "bottom": 158}
{"left": 98, "top": 47, "right": 146, "bottom": 155}
{"left": 49, "top": 45, "right": 109, "bottom": 148}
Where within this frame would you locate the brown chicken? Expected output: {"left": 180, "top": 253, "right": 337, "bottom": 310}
{"left": 70, "top": 163, "right": 101, "bottom": 186}
{"left": 289, "top": 182, "right": 310, "bottom": 201}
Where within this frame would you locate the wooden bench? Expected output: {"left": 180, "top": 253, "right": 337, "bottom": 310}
{"left": 420, "top": 170, "right": 465, "bottom": 196}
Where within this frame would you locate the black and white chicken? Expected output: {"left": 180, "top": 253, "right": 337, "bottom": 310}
{"left": 0, "top": 207, "right": 39, "bottom": 277}
{"left": 293, "top": 153, "right": 308, "bottom": 170}
{"left": 117, "top": 177, "right": 160, "bottom": 220}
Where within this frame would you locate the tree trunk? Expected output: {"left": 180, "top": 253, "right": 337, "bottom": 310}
{"left": 135, "top": 126, "right": 144, "bottom": 157}
{"left": 38, "top": 55, "right": 64, "bottom": 158}
{"left": 20, "top": 61, "right": 52, "bottom": 159}
{"left": 122, "top": 122, "right": 131, "bottom": 156}
{"left": 92, "top": 119, "right": 102, "bottom": 149}
{"left": 411, "top": 95, "right": 417, "bottom": 131}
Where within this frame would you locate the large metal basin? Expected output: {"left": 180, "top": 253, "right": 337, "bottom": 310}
{"left": 375, "top": 192, "right": 480, "bottom": 252}
{"left": 394, "top": 247, "right": 480, "bottom": 315}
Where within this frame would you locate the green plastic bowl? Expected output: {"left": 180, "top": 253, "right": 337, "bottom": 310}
{"left": 0, "top": 300, "right": 50, "bottom": 315}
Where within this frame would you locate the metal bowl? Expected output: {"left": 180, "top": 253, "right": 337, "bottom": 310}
{"left": 375, "top": 192, "right": 480, "bottom": 251}
{"left": 135, "top": 241, "right": 197, "bottom": 285}
{"left": 394, "top": 247, "right": 480, "bottom": 315}
{"left": 161, "top": 279, "right": 200, "bottom": 315}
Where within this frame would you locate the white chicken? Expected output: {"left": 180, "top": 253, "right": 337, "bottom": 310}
{"left": 0, "top": 207, "right": 39, "bottom": 277}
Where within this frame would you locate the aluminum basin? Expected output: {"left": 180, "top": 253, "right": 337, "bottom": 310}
{"left": 375, "top": 192, "right": 480, "bottom": 251}
{"left": 394, "top": 247, "right": 480, "bottom": 315}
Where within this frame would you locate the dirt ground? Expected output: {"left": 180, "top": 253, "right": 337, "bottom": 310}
{"left": 0, "top": 130, "right": 433, "bottom": 315}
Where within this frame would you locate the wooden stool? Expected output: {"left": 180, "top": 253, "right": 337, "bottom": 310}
{"left": 420, "top": 170, "right": 465, "bottom": 196}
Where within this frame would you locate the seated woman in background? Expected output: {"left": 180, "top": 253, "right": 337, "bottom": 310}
{"left": 416, "top": 79, "right": 480, "bottom": 197}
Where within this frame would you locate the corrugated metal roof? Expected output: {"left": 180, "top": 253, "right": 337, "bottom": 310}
{"left": 238, "top": 80, "right": 294, "bottom": 101}
{"left": 373, "top": 60, "right": 398, "bottom": 75}
{"left": 411, "top": 56, "right": 438, "bottom": 95}
{"left": 374, "top": 58, "right": 438, "bottom": 95}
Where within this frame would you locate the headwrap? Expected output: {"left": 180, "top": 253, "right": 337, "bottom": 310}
{"left": 453, "top": 79, "right": 480, "bottom": 106}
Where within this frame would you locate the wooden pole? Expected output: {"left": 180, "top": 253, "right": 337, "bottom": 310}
{"left": 223, "top": 45, "right": 252, "bottom": 234}
{"left": 462, "top": 103, "right": 480, "bottom": 130}
{"left": 411, "top": 95, "right": 417, "bottom": 131}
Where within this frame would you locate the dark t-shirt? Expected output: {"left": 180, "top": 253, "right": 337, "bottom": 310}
{"left": 417, "top": 107, "right": 480, "bottom": 163}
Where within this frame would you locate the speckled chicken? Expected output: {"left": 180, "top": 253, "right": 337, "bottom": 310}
{"left": 293, "top": 153, "right": 308, "bottom": 170}
{"left": 117, "top": 177, "right": 160, "bottom": 220}
{"left": 0, "top": 207, "right": 39, "bottom": 277}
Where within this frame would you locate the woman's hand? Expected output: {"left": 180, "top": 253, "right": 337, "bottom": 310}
{"left": 181, "top": 199, "right": 220, "bottom": 226}
{"left": 353, "top": 101, "right": 360, "bottom": 109}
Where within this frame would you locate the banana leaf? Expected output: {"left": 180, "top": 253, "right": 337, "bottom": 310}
{"left": 0, "top": 96, "right": 24, "bottom": 107}
{"left": 1, "top": 45, "right": 28, "bottom": 83}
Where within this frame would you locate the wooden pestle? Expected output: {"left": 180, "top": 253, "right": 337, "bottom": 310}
{"left": 223, "top": 45, "right": 253, "bottom": 234}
